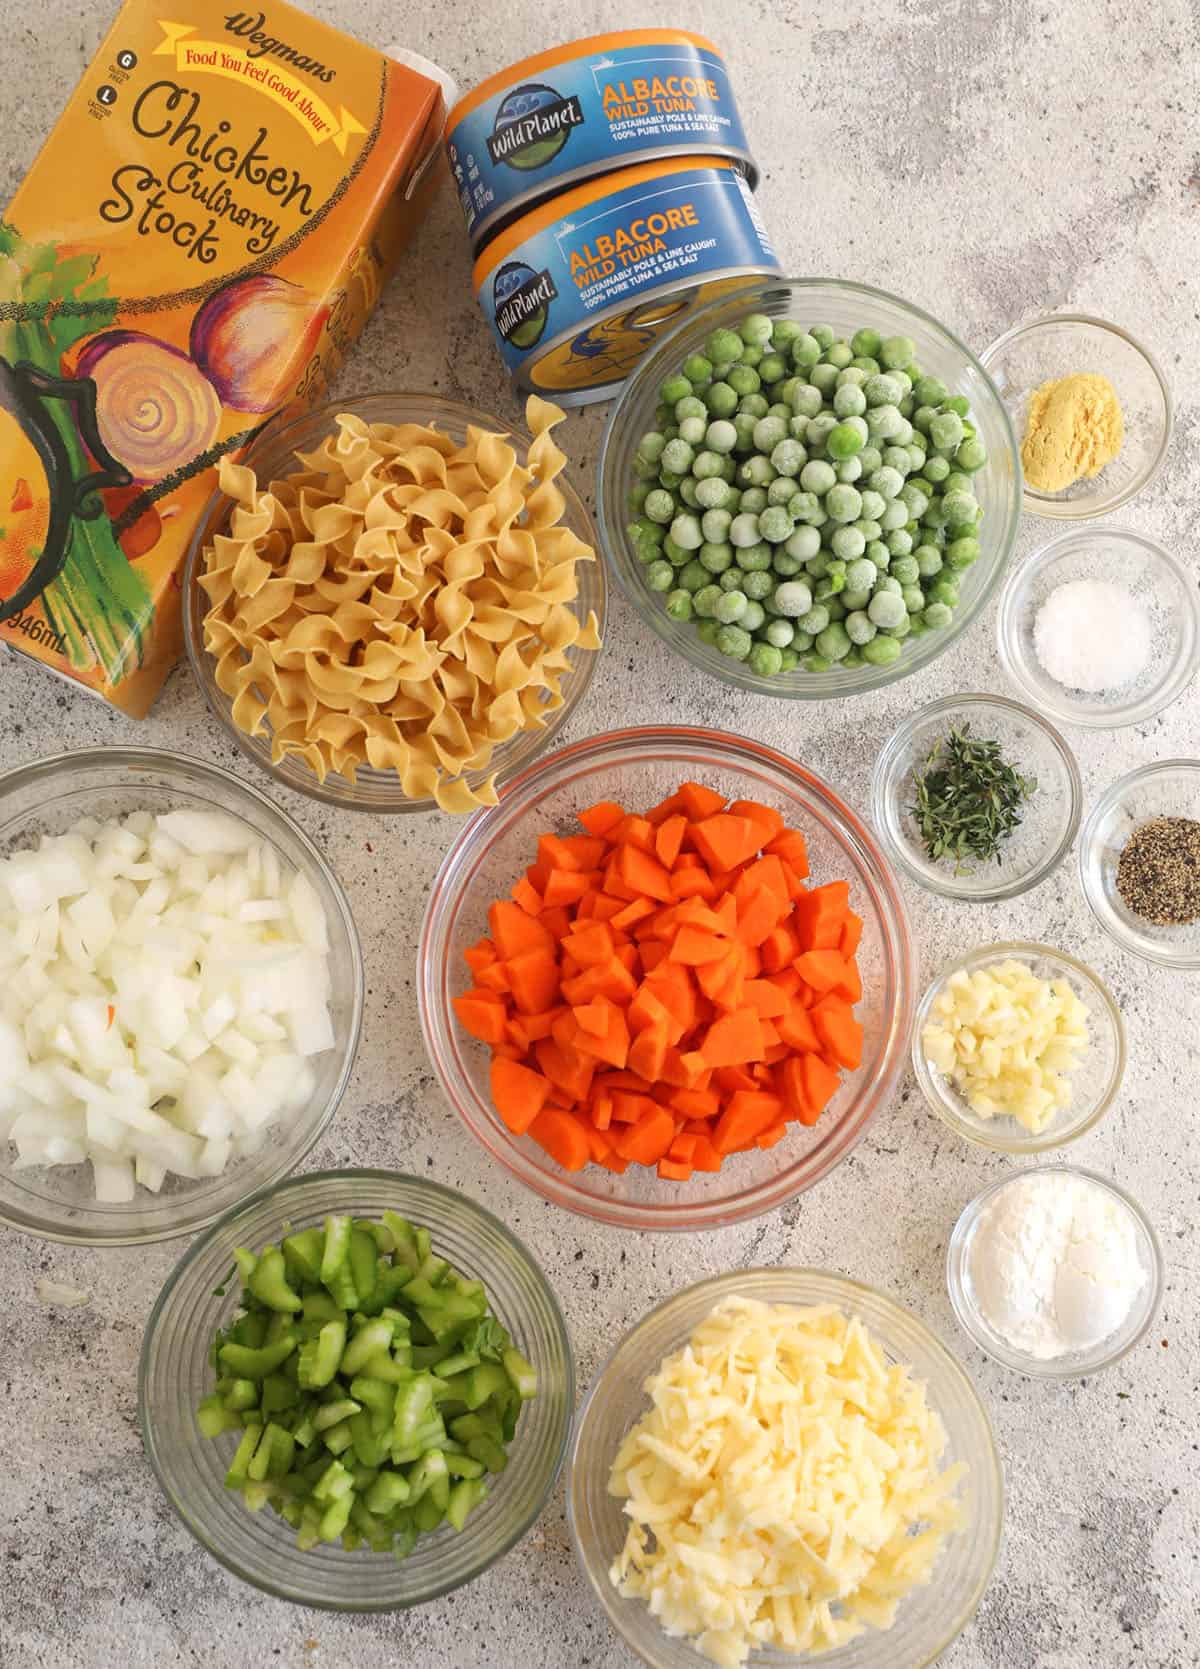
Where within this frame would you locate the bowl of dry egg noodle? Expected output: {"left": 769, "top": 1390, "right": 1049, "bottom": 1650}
{"left": 186, "top": 394, "right": 605, "bottom": 813}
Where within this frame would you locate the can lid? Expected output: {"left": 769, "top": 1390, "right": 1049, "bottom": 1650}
{"left": 388, "top": 45, "right": 460, "bottom": 111}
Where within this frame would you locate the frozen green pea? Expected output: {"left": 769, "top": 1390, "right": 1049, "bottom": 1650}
{"left": 691, "top": 450, "right": 724, "bottom": 483}
{"left": 665, "top": 588, "right": 693, "bottom": 621}
{"left": 929, "top": 411, "right": 965, "bottom": 452}
{"left": 683, "top": 353, "right": 713, "bottom": 385}
{"left": 862, "top": 634, "right": 902, "bottom": 666}
{"left": 678, "top": 478, "right": 699, "bottom": 508}
{"left": 738, "top": 394, "right": 769, "bottom": 421}
{"left": 705, "top": 382, "right": 739, "bottom": 419}
{"left": 765, "top": 476, "right": 798, "bottom": 506}
{"left": 739, "top": 312, "right": 773, "bottom": 346}
{"left": 758, "top": 352, "right": 787, "bottom": 384}
{"left": 791, "top": 333, "right": 822, "bottom": 369}
{"left": 868, "top": 589, "right": 907, "bottom": 629}
{"left": 912, "top": 405, "right": 938, "bottom": 436}
{"left": 873, "top": 573, "right": 901, "bottom": 594}
{"left": 714, "top": 588, "right": 747, "bottom": 624}
{"left": 740, "top": 487, "right": 767, "bottom": 514}
{"left": 914, "top": 544, "right": 943, "bottom": 578}
{"left": 706, "top": 327, "right": 743, "bottom": 364}
{"left": 832, "top": 456, "right": 861, "bottom": 486}
{"left": 727, "top": 364, "right": 761, "bottom": 397}
{"left": 629, "top": 515, "right": 663, "bottom": 544}
{"left": 677, "top": 415, "right": 706, "bottom": 447}
{"left": 844, "top": 608, "right": 876, "bottom": 645}
{"left": 879, "top": 335, "right": 915, "bottom": 370}
{"left": 771, "top": 319, "right": 801, "bottom": 347}
{"left": 805, "top": 323, "right": 833, "bottom": 349}
{"left": 629, "top": 482, "right": 653, "bottom": 514}
{"left": 747, "top": 416, "right": 783, "bottom": 454}
{"left": 850, "top": 356, "right": 880, "bottom": 375}
{"left": 774, "top": 580, "right": 814, "bottom": 617}
{"left": 825, "top": 595, "right": 846, "bottom": 619}
{"left": 942, "top": 490, "right": 979, "bottom": 527}
{"left": 844, "top": 556, "right": 877, "bottom": 592}
{"left": 900, "top": 583, "right": 924, "bottom": 612}
{"left": 660, "top": 373, "right": 692, "bottom": 405}
{"left": 945, "top": 541, "right": 980, "bottom": 574}
{"left": 806, "top": 549, "right": 831, "bottom": 578}
{"left": 800, "top": 459, "right": 837, "bottom": 495}
{"left": 742, "top": 569, "right": 774, "bottom": 601}
{"left": 855, "top": 518, "right": 882, "bottom": 543}
{"left": 866, "top": 540, "right": 890, "bottom": 570}
{"left": 857, "top": 446, "right": 882, "bottom": 476}
{"left": 741, "top": 600, "right": 765, "bottom": 632}
{"left": 831, "top": 526, "right": 867, "bottom": 562}
{"left": 922, "top": 601, "right": 953, "bottom": 629}
{"left": 663, "top": 537, "right": 690, "bottom": 566}
{"left": 823, "top": 342, "right": 852, "bottom": 370}
{"left": 746, "top": 641, "right": 782, "bottom": 677}
{"left": 668, "top": 512, "right": 702, "bottom": 551}
{"left": 809, "top": 363, "right": 839, "bottom": 395}
{"left": 716, "top": 624, "right": 752, "bottom": 660}
{"left": 866, "top": 403, "right": 904, "bottom": 440}
{"left": 758, "top": 505, "right": 794, "bottom": 543}
{"left": 699, "top": 542, "right": 733, "bottom": 574}
{"left": 906, "top": 612, "right": 930, "bottom": 637}
{"left": 899, "top": 484, "right": 928, "bottom": 519}
{"left": 661, "top": 438, "right": 694, "bottom": 474}
{"left": 696, "top": 619, "right": 720, "bottom": 645}
{"left": 826, "top": 421, "right": 866, "bottom": 461}
{"left": 816, "top": 622, "right": 852, "bottom": 660}
{"left": 856, "top": 489, "right": 885, "bottom": 523}
{"left": 825, "top": 483, "right": 862, "bottom": 524}
{"left": 695, "top": 476, "right": 732, "bottom": 512}
{"left": 881, "top": 445, "right": 911, "bottom": 474}
{"left": 883, "top": 614, "right": 911, "bottom": 640}
{"left": 955, "top": 437, "right": 987, "bottom": 473}
{"left": 644, "top": 487, "right": 676, "bottom": 524}
{"left": 787, "top": 490, "right": 820, "bottom": 522}
{"left": 701, "top": 507, "right": 732, "bottom": 543}
{"left": 719, "top": 567, "right": 745, "bottom": 592}
{"left": 736, "top": 542, "right": 772, "bottom": 572}
{"left": 833, "top": 383, "right": 867, "bottom": 418}
{"left": 785, "top": 524, "right": 821, "bottom": 561}
{"left": 802, "top": 653, "right": 831, "bottom": 671}
{"left": 789, "top": 633, "right": 813, "bottom": 654}
{"left": 927, "top": 576, "right": 960, "bottom": 606}
{"left": 851, "top": 327, "right": 881, "bottom": 358}
{"left": 868, "top": 466, "right": 904, "bottom": 500}
{"left": 796, "top": 604, "right": 829, "bottom": 637}
{"left": 912, "top": 375, "right": 947, "bottom": 406}
{"left": 864, "top": 374, "right": 903, "bottom": 408}
{"left": 941, "top": 394, "right": 969, "bottom": 416}
{"left": 766, "top": 402, "right": 790, "bottom": 423}
{"left": 692, "top": 584, "right": 722, "bottom": 618}
{"left": 837, "top": 365, "right": 868, "bottom": 388}
{"left": 880, "top": 500, "right": 909, "bottom": 531}
{"left": 887, "top": 530, "right": 914, "bottom": 559}
{"left": 806, "top": 412, "right": 839, "bottom": 446}
{"left": 770, "top": 438, "right": 806, "bottom": 478}
{"left": 638, "top": 431, "right": 667, "bottom": 464}
{"left": 706, "top": 418, "right": 739, "bottom": 454}
{"left": 790, "top": 382, "right": 823, "bottom": 418}
{"left": 890, "top": 553, "right": 919, "bottom": 585}
{"left": 840, "top": 588, "right": 871, "bottom": 611}
{"left": 771, "top": 552, "right": 802, "bottom": 577}
{"left": 731, "top": 413, "right": 757, "bottom": 451}
{"left": 675, "top": 395, "right": 707, "bottom": 423}
{"left": 764, "top": 618, "right": 794, "bottom": 648}
{"left": 678, "top": 559, "right": 708, "bottom": 592}
{"left": 728, "top": 511, "right": 760, "bottom": 548}
{"left": 646, "top": 559, "right": 674, "bottom": 592}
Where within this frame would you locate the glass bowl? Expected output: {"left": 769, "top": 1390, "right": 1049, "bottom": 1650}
{"left": 418, "top": 725, "right": 914, "bottom": 1232}
{"left": 0, "top": 749, "right": 363, "bottom": 1245}
{"left": 567, "top": 1267, "right": 1003, "bottom": 1669}
{"left": 183, "top": 392, "right": 607, "bottom": 814}
{"left": 997, "top": 526, "right": 1199, "bottom": 728}
{"left": 139, "top": 1168, "right": 574, "bottom": 1609}
{"left": 871, "top": 693, "right": 1081, "bottom": 901}
{"left": 1079, "top": 759, "right": 1200, "bottom": 968}
{"left": 980, "top": 314, "right": 1171, "bottom": 519}
{"left": 912, "top": 942, "right": 1125, "bottom": 1154}
{"left": 597, "top": 276, "right": 1021, "bottom": 700}
{"left": 947, "top": 1165, "right": 1163, "bottom": 1379}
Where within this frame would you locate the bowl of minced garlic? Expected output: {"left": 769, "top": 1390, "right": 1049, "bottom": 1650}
{"left": 980, "top": 313, "right": 1171, "bottom": 518}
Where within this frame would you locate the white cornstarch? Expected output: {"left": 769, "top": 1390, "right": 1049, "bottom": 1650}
{"left": 1032, "top": 578, "right": 1150, "bottom": 693}
{"left": 967, "top": 1171, "right": 1146, "bottom": 1359}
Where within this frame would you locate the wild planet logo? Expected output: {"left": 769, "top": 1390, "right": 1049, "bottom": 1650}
{"left": 487, "top": 83, "right": 584, "bottom": 171}
{"left": 493, "top": 261, "right": 557, "bottom": 349}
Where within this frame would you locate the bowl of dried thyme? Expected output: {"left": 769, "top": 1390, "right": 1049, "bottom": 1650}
{"left": 1080, "top": 759, "right": 1200, "bottom": 969}
{"left": 872, "top": 692, "right": 1082, "bottom": 902}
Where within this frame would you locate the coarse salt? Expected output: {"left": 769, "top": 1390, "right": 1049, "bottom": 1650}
{"left": 1032, "top": 578, "right": 1150, "bottom": 692}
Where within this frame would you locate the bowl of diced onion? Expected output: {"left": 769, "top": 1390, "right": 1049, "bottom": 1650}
{"left": 911, "top": 942, "right": 1125, "bottom": 1154}
{"left": 567, "top": 1267, "right": 1003, "bottom": 1669}
{"left": 0, "top": 747, "right": 363, "bottom": 1244}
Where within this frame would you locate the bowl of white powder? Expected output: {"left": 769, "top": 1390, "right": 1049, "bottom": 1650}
{"left": 946, "top": 1165, "right": 1162, "bottom": 1378}
{"left": 996, "top": 526, "right": 1200, "bottom": 729}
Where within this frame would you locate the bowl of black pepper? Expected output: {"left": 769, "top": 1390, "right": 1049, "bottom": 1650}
{"left": 872, "top": 692, "right": 1082, "bottom": 902}
{"left": 1079, "top": 760, "right": 1200, "bottom": 968}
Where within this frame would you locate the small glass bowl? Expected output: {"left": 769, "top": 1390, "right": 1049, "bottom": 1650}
{"left": 139, "top": 1168, "right": 574, "bottom": 1609}
{"left": 912, "top": 942, "right": 1125, "bottom": 1154}
{"left": 0, "top": 749, "right": 363, "bottom": 1245}
{"left": 567, "top": 1267, "right": 1003, "bottom": 1669}
{"left": 997, "top": 526, "right": 1199, "bottom": 728}
{"left": 980, "top": 314, "right": 1171, "bottom": 518}
{"left": 871, "top": 693, "right": 1081, "bottom": 901}
{"left": 418, "top": 726, "right": 914, "bottom": 1232}
{"left": 947, "top": 1165, "right": 1163, "bottom": 1379}
{"left": 183, "top": 392, "right": 606, "bottom": 815}
{"left": 1079, "top": 759, "right": 1200, "bottom": 968}
{"left": 598, "top": 276, "right": 1021, "bottom": 700}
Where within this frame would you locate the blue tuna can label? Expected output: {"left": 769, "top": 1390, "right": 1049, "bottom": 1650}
{"left": 446, "top": 30, "right": 756, "bottom": 248}
{"left": 472, "top": 157, "right": 781, "bottom": 407}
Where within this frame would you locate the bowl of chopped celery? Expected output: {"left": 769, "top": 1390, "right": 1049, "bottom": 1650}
{"left": 912, "top": 942, "right": 1125, "bottom": 1154}
{"left": 597, "top": 276, "right": 1021, "bottom": 698}
{"left": 567, "top": 1267, "right": 1003, "bottom": 1669}
{"left": 139, "top": 1168, "right": 573, "bottom": 1609}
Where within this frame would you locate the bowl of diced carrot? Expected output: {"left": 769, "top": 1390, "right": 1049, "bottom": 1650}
{"left": 417, "top": 726, "right": 915, "bottom": 1231}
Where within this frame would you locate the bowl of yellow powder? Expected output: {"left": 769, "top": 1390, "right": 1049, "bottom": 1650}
{"left": 980, "top": 314, "right": 1171, "bottom": 518}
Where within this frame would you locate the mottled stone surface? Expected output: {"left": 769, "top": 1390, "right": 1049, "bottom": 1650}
{"left": 1, "top": 1, "right": 1198, "bottom": 1665}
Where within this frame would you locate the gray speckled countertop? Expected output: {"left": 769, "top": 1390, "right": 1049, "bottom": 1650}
{"left": 2, "top": 1, "right": 1198, "bottom": 1665}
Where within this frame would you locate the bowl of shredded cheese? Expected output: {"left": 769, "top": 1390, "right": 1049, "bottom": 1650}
{"left": 567, "top": 1267, "right": 1003, "bottom": 1668}
{"left": 912, "top": 942, "right": 1125, "bottom": 1153}
{"left": 183, "top": 393, "right": 606, "bottom": 814}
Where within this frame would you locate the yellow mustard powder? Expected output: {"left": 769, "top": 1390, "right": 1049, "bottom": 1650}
{"left": 1020, "top": 371, "right": 1124, "bottom": 492}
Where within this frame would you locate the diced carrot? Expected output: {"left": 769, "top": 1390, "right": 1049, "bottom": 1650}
{"left": 689, "top": 813, "right": 762, "bottom": 874}
{"left": 590, "top": 894, "right": 626, "bottom": 923}
{"left": 490, "top": 1057, "right": 550, "bottom": 1134}
{"left": 578, "top": 801, "right": 624, "bottom": 838}
{"left": 610, "top": 895, "right": 656, "bottom": 931}
{"left": 511, "top": 875, "right": 543, "bottom": 915}
{"left": 714, "top": 1064, "right": 758, "bottom": 1094}
{"left": 613, "top": 1105, "right": 676, "bottom": 1166}
{"left": 573, "top": 999, "right": 610, "bottom": 1037}
{"left": 541, "top": 905, "right": 571, "bottom": 940}
{"left": 657, "top": 1159, "right": 694, "bottom": 1181}
{"left": 591, "top": 1092, "right": 613, "bottom": 1130}
{"left": 728, "top": 798, "right": 784, "bottom": 841}
{"left": 670, "top": 923, "right": 729, "bottom": 966}
{"left": 611, "top": 814, "right": 656, "bottom": 853}
{"left": 765, "top": 828, "right": 810, "bottom": 878}
{"left": 534, "top": 1037, "right": 594, "bottom": 1102}
{"left": 489, "top": 898, "right": 555, "bottom": 959}
{"left": 701, "top": 1008, "right": 764, "bottom": 1067}
{"left": 477, "top": 961, "right": 511, "bottom": 994}
{"left": 569, "top": 999, "right": 630, "bottom": 1069}
{"left": 542, "top": 869, "right": 594, "bottom": 907}
{"left": 669, "top": 867, "right": 717, "bottom": 900}
{"left": 628, "top": 1022, "right": 669, "bottom": 1081}
{"left": 713, "top": 1090, "right": 784, "bottom": 1155}
{"left": 518, "top": 1008, "right": 563, "bottom": 1042}
{"left": 776, "top": 1003, "right": 820, "bottom": 1054}
{"left": 798, "top": 1052, "right": 841, "bottom": 1123}
{"left": 595, "top": 1148, "right": 629, "bottom": 1174}
{"left": 766, "top": 966, "right": 802, "bottom": 997}
{"left": 559, "top": 920, "right": 614, "bottom": 968}
{"left": 529, "top": 1107, "right": 590, "bottom": 1170}
{"left": 833, "top": 958, "right": 862, "bottom": 1003}
{"left": 654, "top": 813, "right": 688, "bottom": 869}
{"left": 616, "top": 842, "right": 673, "bottom": 902}
{"left": 639, "top": 941, "right": 669, "bottom": 973}
{"left": 760, "top": 923, "right": 800, "bottom": 973}
{"left": 812, "top": 998, "right": 863, "bottom": 1071}
{"left": 690, "top": 1134, "right": 723, "bottom": 1172}
{"left": 645, "top": 789, "right": 685, "bottom": 826}
{"left": 733, "top": 854, "right": 790, "bottom": 908}
{"left": 585, "top": 1124, "right": 615, "bottom": 1165}
{"left": 453, "top": 991, "right": 509, "bottom": 1044}
{"left": 735, "top": 886, "right": 782, "bottom": 948}
{"left": 463, "top": 937, "right": 498, "bottom": 975}
{"left": 506, "top": 951, "right": 560, "bottom": 1014}
{"left": 676, "top": 781, "right": 727, "bottom": 820}
{"left": 840, "top": 910, "right": 864, "bottom": 958}
{"left": 668, "top": 1087, "right": 720, "bottom": 1120}
{"left": 793, "top": 949, "right": 848, "bottom": 994}
{"left": 792, "top": 881, "right": 850, "bottom": 951}
{"left": 538, "top": 832, "right": 603, "bottom": 872}
{"left": 743, "top": 978, "right": 788, "bottom": 1019}
{"left": 668, "top": 1131, "right": 699, "bottom": 1165}
{"left": 755, "top": 1123, "right": 788, "bottom": 1150}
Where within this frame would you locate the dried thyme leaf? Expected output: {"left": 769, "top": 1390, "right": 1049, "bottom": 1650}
{"left": 910, "top": 723, "right": 1036, "bottom": 872}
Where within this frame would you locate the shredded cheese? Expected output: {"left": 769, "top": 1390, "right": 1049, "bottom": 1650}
{"left": 607, "top": 1297, "right": 964, "bottom": 1666}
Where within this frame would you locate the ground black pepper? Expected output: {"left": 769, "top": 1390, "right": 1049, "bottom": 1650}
{"left": 1115, "top": 816, "right": 1200, "bottom": 926}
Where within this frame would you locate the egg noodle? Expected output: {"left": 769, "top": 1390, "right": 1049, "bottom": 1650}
{"left": 609, "top": 1296, "right": 965, "bottom": 1666}
{"left": 199, "top": 396, "right": 601, "bottom": 811}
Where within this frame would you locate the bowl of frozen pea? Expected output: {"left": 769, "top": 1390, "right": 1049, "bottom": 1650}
{"left": 597, "top": 277, "right": 1022, "bottom": 697}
